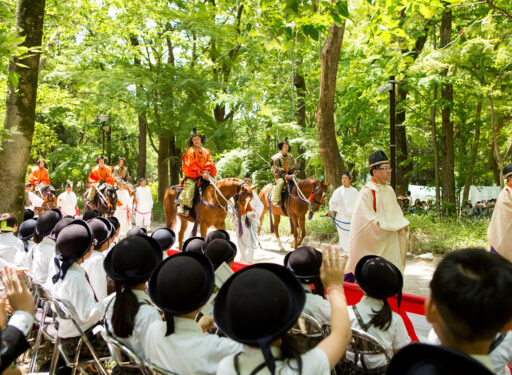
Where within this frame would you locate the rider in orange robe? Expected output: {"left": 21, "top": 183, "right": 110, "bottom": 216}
{"left": 88, "top": 156, "right": 115, "bottom": 201}
{"left": 28, "top": 159, "right": 50, "bottom": 186}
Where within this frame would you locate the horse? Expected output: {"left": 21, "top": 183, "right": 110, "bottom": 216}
{"left": 34, "top": 185, "right": 57, "bottom": 215}
{"left": 163, "top": 178, "right": 254, "bottom": 250}
{"left": 82, "top": 184, "right": 118, "bottom": 217}
{"left": 259, "top": 178, "right": 329, "bottom": 250}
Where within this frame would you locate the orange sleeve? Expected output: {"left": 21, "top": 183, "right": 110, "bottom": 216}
{"left": 89, "top": 168, "right": 99, "bottom": 185}
{"left": 28, "top": 168, "right": 38, "bottom": 186}
{"left": 203, "top": 150, "right": 217, "bottom": 178}
{"left": 104, "top": 167, "right": 115, "bottom": 185}
{"left": 182, "top": 149, "right": 202, "bottom": 179}
{"left": 40, "top": 169, "right": 50, "bottom": 185}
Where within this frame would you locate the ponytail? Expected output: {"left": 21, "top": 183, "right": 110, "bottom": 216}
{"left": 311, "top": 277, "right": 325, "bottom": 299}
{"left": 369, "top": 299, "right": 393, "bottom": 331}
{"left": 111, "top": 286, "right": 140, "bottom": 338}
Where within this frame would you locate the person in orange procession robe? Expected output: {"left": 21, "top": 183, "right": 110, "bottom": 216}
{"left": 87, "top": 155, "right": 115, "bottom": 201}
{"left": 28, "top": 158, "right": 50, "bottom": 186}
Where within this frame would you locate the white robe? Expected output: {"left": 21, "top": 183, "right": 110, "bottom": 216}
{"left": 135, "top": 186, "right": 153, "bottom": 228}
{"left": 57, "top": 191, "right": 77, "bottom": 216}
{"left": 329, "top": 185, "right": 358, "bottom": 252}
{"left": 488, "top": 184, "right": 512, "bottom": 262}
{"left": 232, "top": 191, "right": 264, "bottom": 264}
{"left": 347, "top": 180, "right": 409, "bottom": 274}
{"left": 114, "top": 189, "right": 133, "bottom": 236}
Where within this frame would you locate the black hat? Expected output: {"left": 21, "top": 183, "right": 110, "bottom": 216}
{"left": 65, "top": 182, "right": 71, "bottom": 188}
{"left": 148, "top": 252, "right": 214, "bottom": 335}
{"left": 278, "top": 137, "right": 290, "bottom": 151}
{"left": 126, "top": 227, "right": 147, "bottom": 237}
{"left": 104, "top": 235, "right": 162, "bottom": 285}
{"left": 151, "top": 228, "right": 176, "bottom": 251}
{"left": 18, "top": 218, "right": 37, "bottom": 252}
{"left": 188, "top": 127, "right": 207, "bottom": 147}
{"left": 204, "top": 229, "right": 230, "bottom": 247}
{"left": 50, "top": 216, "right": 75, "bottom": 241}
{"left": 87, "top": 217, "right": 112, "bottom": 249}
{"left": 95, "top": 155, "right": 107, "bottom": 164}
{"left": 23, "top": 209, "right": 34, "bottom": 221}
{"left": 387, "top": 342, "right": 494, "bottom": 375}
{"left": 35, "top": 209, "right": 62, "bottom": 237}
{"left": 52, "top": 220, "right": 93, "bottom": 283}
{"left": 182, "top": 236, "right": 205, "bottom": 252}
{"left": 214, "top": 263, "right": 305, "bottom": 375}
{"left": 25, "top": 183, "right": 32, "bottom": 188}
{"left": 116, "top": 178, "right": 125, "bottom": 184}
{"left": 118, "top": 156, "right": 125, "bottom": 162}
{"left": 204, "top": 239, "right": 237, "bottom": 269}
{"left": 284, "top": 246, "right": 322, "bottom": 283}
{"left": 82, "top": 209, "right": 99, "bottom": 221}
{"left": 503, "top": 163, "right": 512, "bottom": 179}
{"left": 244, "top": 173, "right": 251, "bottom": 179}
{"left": 342, "top": 171, "right": 351, "bottom": 179}
{"left": 139, "top": 177, "right": 146, "bottom": 183}
{"left": 368, "top": 150, "right": 389, "bottom": 169}
{"left": 107, "top": 216, "right": 120, "bottom": 231}
{"left": 355, "top": 255, "right": 403, "bottom": 307}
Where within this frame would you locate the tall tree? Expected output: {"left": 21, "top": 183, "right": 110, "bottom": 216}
{"left": 0, "top": 0, "right": 46, "bottom": 219}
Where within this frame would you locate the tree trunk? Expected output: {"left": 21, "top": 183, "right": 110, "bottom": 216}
{"left": 0, "top": 0, "right": 46, "bottom": 221}
{"left": 395, "top": 87, "right": 411, "bottom": 196}
{"left": 168, "top": 136, "right": 181, "bottom": 186}
{"left": 440, "top": 8, "right": 455, "bottom": 211}
{"left": 462, "top": 100, "right": 482, "bottom": 202}
{"left": 295, "top": 69, "right": 307, "bottom": 178}
{"left": 157, "top": 134, "right": 170, "bottom": 202}
{"left": 316, "top": 22, "right": 346, "bottom": 190}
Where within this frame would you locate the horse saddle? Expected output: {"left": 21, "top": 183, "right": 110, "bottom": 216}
{"left": 173, "top": 179, "right": 211, "bottom": 218}
{"left": 268, "top": 181, "right": 296, "bottom": 217}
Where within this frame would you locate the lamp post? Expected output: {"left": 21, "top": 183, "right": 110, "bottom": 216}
{"left": 98, "top": 115, "right": 109, "bottom": 156}
{"left": 376, "top": 76, "right": 397, "bottom": 191}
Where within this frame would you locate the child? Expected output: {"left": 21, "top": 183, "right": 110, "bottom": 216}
{"left": 145, "top": 252, "right": 242, "bottom": 374}
{"left": 389, "top": 248, "right": 512, "bottom": 374}
{"left": 204, "top": 229, "right": 230, "bottom": 247}
{"left": 204, "top": 238, "right": 237, "bottom": 270}
{"left": 284, "top": 246, "right": 331, "bottom": 326}
{"left": 16, "top": 217, "right": 37, "bottom": 269}
{"left": 82, "top": 217, "right": 113, "bottom": 300}
{"left": 104, "top": 235, "right": 163, "bottom": 359}
{"left": 32, "top": 208, "right": 62, "bottom": 284}
{"left": 182, "top": 236, "right": 205, "bottom": 252}
{"left": 0, "top": 213, "right": 23, "bottom": 266}
{"left": 151, "top": 227, "right": 176, "bottom": 259}
{"left": 48, "top": 220, "right": 111, "bottom": 363}
{"left": 348, "top": 255, "right": 410, "bottom": 371}
{"left": 215, "top": 248, "right": 352, "bottom": 374}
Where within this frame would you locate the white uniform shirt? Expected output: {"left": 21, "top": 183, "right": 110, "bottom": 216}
{"left": 47, "top": 263, "right": 108, "bottom": 338}
{"left": 105, "top": 289, "right": 162, "bottom": 358}
{"left": 0, "top": 232, "right": 24, "bottom": 265}
{"left": 57, "top": 191, "right": 77, "bottom": 216}
{"left": 27, "top": 192, "right": 44, "bottom": 210}
{"left": 329, "top": 185, "right": 358, "bottom": 221}
{"left": 135, "top": 186, "right": 153, "bottom": 213}
{"left": 15, "top": 240, "right": 35, "bottom": 269}
{"left": 348, "top": 295, "right": 411, "bottom": 368}
{"left": 145, "top": 316, "right": 242, "bottom": 375}
{"left": 302, "top": 285, "right": 331, "bottom": 327}
{"left": 81, "top": 250, "right": 108, "bottom": 300}
{"left": 32, "top": 237, "right": 56, "bottom": 284}
{"left": 217, "top": 345, "right": 330, "bottom": 375}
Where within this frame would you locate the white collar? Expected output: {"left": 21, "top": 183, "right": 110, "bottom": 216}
{"left": 173, "top": 316, "right": 203, "bottom": 334}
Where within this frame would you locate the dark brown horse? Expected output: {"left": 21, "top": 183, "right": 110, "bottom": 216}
{"left": 164, "top": 178, "right": 253, "bottom": 250}
{"left": 82, "top": 185, "right": 118, "bottom": 217}
{"left": 259, "top": 178, "right": 328, "bottom": 249}
{"left": 34, "top": 185, "right": 57, "bottom": 215}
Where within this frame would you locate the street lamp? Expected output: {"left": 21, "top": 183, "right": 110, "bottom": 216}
{"left": 376, "top": 76, "right": 398, "bottom": 191}
{"left": 98, "top": 115, "right": 110, "bottom": 156}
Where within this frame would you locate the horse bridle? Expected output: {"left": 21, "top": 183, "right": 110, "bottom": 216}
{"left": 211, "top": 181, "right": 251, "bottom": 211}
{"left": 309, "top": 184, "right": 326, "bottom": 209}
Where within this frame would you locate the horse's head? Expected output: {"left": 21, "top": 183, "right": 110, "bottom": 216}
{"left": 42, "top": 185, "right": 57, "bottom": 206}
{"left": 234, "top": 182, "right": 253, "bottom": 213}
{"left": 309, "top": 179, "right": 329, "bottom": 213}
{"left": 105, "top": 186, "right": 118, "bottom": 214}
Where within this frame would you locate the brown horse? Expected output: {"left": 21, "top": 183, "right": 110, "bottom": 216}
{"left": 164, "top": 178, "right": 254, "bottom": 249}
{"left": 259, "top": 178, "right": 328, "bottom": 250}
{"left": 82, "top": 185, "right": 118, "bottom": 217}
{"left": 34, "top": 185, "right": 57, "bottom": 215}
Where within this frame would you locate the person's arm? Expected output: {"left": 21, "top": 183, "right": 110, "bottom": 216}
{"left": 316, "top": 248, "right": 351, "bottom": 369}
{"left": 204, "top": 151, "right": 217, "bottom": 178}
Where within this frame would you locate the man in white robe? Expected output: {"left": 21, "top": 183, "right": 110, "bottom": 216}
{"left": 488, "top": 163, "right": 512, "bottom": 262}
{"left": 57, "top": 183, "right": 78, "bottom": 217}
{"left": 135, "top": 177, "right": 153, "bottom": 231}
{"left": 24, "top": 183, "right": 44, "bottom": 211}
{"left": 114, "top": 179, "right": 132, "bottom": 237}
{"left": 328, "top": 171, "right": 358, "bottom": 252}
{"left": 346, "top": 150, "right": 409, "bottom": 282}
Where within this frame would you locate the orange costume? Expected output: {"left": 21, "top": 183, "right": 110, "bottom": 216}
{"left": 28, "top": 167, "right": 50, "bottom": 186}
{"left": 89, "top": 165, "right": 115, "bottom": 186}
{"left": 182, "top": 147, "right": 217, "bottom": 179}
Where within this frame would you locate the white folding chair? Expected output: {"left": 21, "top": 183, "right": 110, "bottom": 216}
{"left": 99, "top": 328, "right": 149, "bottom": 375}
{"left": 143, "top": 360, "right": 180, "bottom": 375}
{"left": 339, "top": 328, "right": 391, "bottom": 374}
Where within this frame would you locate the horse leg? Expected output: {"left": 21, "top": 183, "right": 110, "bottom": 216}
{"left": 297, "top": 215, "right": 306, "bottom": 247}
{"left": 259, "top": 206, "right": 267, "bottom": 234}
{"left": 200, "top": 221, "right": 209, "bottom": 238}
{"left": 179, "top": 219, "right": 188, "bottom": 250}
{"left": 273, "top": 214, "right": 285, "bottom": 251}
{"left": 290, "top": 215, "right": 299, "bottom": 249}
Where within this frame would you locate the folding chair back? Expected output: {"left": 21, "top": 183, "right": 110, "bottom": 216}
{"left": 287, "top": 313, "right": 325, "bottom": 353}
{"left": 144, "top": 360, "right": 180, "bottom": 375}
{"left": 99, "top": 329, "right": 149, "bottom": 375}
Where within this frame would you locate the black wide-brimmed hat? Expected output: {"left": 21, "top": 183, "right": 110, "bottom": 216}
{"left": 214, "top": 263, "right": 305, "bottom": 374}
{"left": 23, "top": 209, "right": 34, "bottom": 222}
{"left": 368, "top": 150, "right": 389, "bottom": 169}
{"left": 204, "top": 239, "right": 237, "bottom": 269}
{"left": 503, "top": 163, "right": 512, "bottom": 179}
{"left": 107, "top": 216, "right": 120, "bottom": 232}
{"left": 104, "top": 235, "right": 162, "bottom": 285}
{"left": 355, "top": 255, "right": 403, "bottom": 307}
{"left": 148, "top": 252, "right": 214, "bottom": 335}
{"left": 278, "top": 137, "right": 290, "bottom": 151}
{"left": 151, "top": 228, "right": 176, "bottom": 251}
{"left": 53, "top": 220, "right": 93, "bottom": 283}
{"left": 284, "top": 246, "right": 322, "bottom": 283}
{"left": 18, "top": 218, "right": 37, "bottom": 252}
{"left": 204, "top": 229, "right": 230, "bottom": 247}
{"left": 87, "top": 217, "right": 112, "bottom": 249}
{"left": 82, "top": 209, "right": 99, "bottom": 221}
{"left": 187, "top": 127, "right": 207, "bottom": 147}
{"left": 126, "top": 227, "right": 147, "bottom": 237}
{"left": 182, "top": 236, "right": 205, "bottom": 252}
{"left": 50, "top": 216, "right": 75, "bottom": 241}
{"left": 35, "top": 209, "right": 62, "bottom": 237}
{"left": 387, "top": 343, "right": 494, "bottom": 375}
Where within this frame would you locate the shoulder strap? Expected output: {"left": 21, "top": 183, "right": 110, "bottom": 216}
{"left": 489, "top": 333, "right": 506, "bottom": 354}
{"left": 233, "top": 352, "right": 267, "bottom": 375}
{"left": 352, "top": 305, "right": 371, "bottom": 331}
